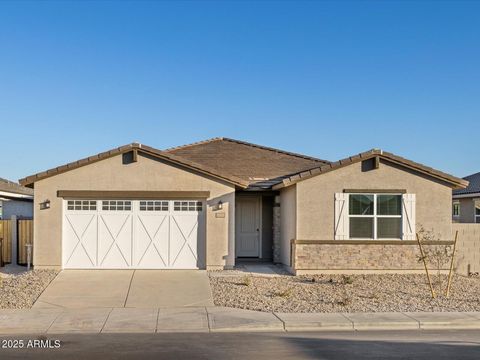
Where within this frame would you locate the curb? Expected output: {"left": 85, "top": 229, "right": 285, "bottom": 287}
{"left": 0, "top": 307, "right": 479, "bottom": 334}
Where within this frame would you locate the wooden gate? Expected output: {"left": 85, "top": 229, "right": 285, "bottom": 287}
{"left": 0, "top": 220, "right": 12, "bottom": 263}
{"left": 18, "top": 219, "right": 34, "bottom": 265}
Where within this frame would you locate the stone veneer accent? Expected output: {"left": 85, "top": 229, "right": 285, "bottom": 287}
{"left": 293, "top": 241, "right": 453, "bottom": 272}
{"left": 272, "top": 195, "right": 281, "bottom": 263}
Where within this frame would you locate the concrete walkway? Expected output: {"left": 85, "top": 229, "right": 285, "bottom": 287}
{"left": 1, "top": 307, "right": 480, "bottom": 334}
{"left": 33, "top": 270, "right": 214, "bottom": 309}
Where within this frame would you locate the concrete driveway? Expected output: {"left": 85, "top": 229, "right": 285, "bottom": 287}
{"left": 33, "top": 270, "right": 214, "bottom": 309}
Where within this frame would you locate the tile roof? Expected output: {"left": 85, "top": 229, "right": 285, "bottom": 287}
{"left": 272, "top": 149, "right": 469, "bottom": 190}
{"left": 18, "top": 140, "right": 467, "bottom": 192}
{"left": 0, "top": 177, "right": 34, "bottom": 196}
{"left": 453, "top": 172, "right": 480, "bottom": 196}
{"left": 165, "top": 137, "right": 329, "bottom": 188}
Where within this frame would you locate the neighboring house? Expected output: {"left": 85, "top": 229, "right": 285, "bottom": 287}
{"left": 452, "top": 172, "right": 480, "bottom": 223}
{"left": 0, "top": 178, "right": 33, "bottom": 220}
{"left": 19, "top": 138, "right": 467, "bottom": 274}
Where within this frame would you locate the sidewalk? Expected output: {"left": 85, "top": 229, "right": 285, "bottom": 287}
{"left": 1, "top": 307, "right": 480, "bottom": 334}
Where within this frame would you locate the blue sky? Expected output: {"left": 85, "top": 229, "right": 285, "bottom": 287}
{"left": 0, "top": 1, "right": 478, "bottom": 181}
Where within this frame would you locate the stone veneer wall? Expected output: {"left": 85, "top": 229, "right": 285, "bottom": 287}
{"left": 293, "top": 241, "right": 454, "bottom": 273}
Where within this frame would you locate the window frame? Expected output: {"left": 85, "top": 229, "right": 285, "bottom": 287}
{"left": 139, "top": 200, "right": 169, "bottom": 212}
{"left": 348, "top": 193, "right": 403, "bottom": 240}
{"left": 475, "top": 200, "right": 480, "bottom": 224}
{"left": 173, "top": 200, "right": 203, "bottom": 212}
{"left": 452, "top": 201, "right": 460, "bottom": 218}
{"left": 66, "top": 200, "right": 97, "bottom": 211}
{"left": 101, "top": 200, "right": 132, "bottom": 211}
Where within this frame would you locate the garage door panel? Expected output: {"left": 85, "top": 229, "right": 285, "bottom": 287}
{"left": 63, "top": 200, "right": 203, "bottom": 269}
{"left": 98, "top": 214, "right": 132, "bottom": 268}
{"left": 66, "top": 243, "right": 96, "bottom": 268}
{"left": 63, "top": 214, "right": 97, "bottom": 268}
{"left": 98, "top": 244, "right": 131, "bottom": 268}
{"left": 134, "top": 215, "right": 169, "bottom": 268}
{"left": 170, "top": 215, "right": 199, "bottom": 268}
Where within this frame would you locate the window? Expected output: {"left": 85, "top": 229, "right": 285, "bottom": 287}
{"left": 475, "top": 200, "right": 480, "bottom": 224}
{"left": 139, "top": 200, "right": 169, "bottom": 211}
{"left": 452, "top": 202, "right": 460, "bottom": 217}
{"left": 101, "top": 200, "right": 132, "bottom": 211}
{"left": 349, "top": 194, "right": 402, "bottom": 239}
{"left": 173, "top": 201, "right": 202, "bottom": 211}
{"left": 67, "top": 200, "right": 97, "bottom": 211}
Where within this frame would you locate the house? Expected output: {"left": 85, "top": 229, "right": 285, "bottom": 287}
{"left": 452, "top": 172, "right": 480, "bottom": 223}
{"left": 19, "top": 138, "right": 468, "bottom": 274}
{"left": 0, "top": 178, "right": 33, "bottom": 220}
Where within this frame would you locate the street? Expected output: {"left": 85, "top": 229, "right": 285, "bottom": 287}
{"left": 1, "top": 330, "right": 480, "bottom": 360}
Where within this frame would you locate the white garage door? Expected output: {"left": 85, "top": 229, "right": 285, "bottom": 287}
{"left": 62, "top": 199, "right": 205, "bottom": 269}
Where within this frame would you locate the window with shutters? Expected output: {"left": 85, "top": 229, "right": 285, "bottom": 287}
{"left": 348, "top": 194, "right": 402, "bottom": 239}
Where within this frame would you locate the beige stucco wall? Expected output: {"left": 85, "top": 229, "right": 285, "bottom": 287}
{"left": 33, "top": 153, "right": 236, "bottom": 269}
{"left": 278, "top": 158, "right": 457, "bottom": 273}
{"left": 279, "top": 185, "right": 296, "bottom": 266}
{"left": 296, "top": 159, "right": 453, "bottom": 241}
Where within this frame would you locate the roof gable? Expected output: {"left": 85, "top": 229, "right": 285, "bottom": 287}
{"left": 19, "top": 143, "right": 249, "bottom": 188}
{"left": 272, "top": 149, "right": 469, "bottom": 190}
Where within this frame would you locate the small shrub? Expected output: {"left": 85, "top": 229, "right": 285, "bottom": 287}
{"left": 275, "top": 288, "right": 293, "bottom": 298}
{"left": 342, "top": 275, "right": 354, "bottom": 285}
{"left": 337, "top": 296, "right": 352, "bottom": 306}
{"left": 240, "top": 275, "right": 252, "bottom": 287}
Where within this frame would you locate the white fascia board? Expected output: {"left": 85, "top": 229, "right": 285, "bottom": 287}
{"left": 453, "top": 193, "right": 480, "bottom": 199}
{"left": 0, "top": 191, "right": 33, "bottom": 200}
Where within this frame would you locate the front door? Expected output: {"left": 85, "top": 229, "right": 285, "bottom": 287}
{"left": 235, "top": 197, "right": 260, "bottom": 257}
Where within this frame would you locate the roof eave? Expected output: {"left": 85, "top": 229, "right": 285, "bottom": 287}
{"left": 19, "top": 143, "right": 249, "bottom": 189}
{"left": 453, "top": 192, "right": 480, "bottom": 199}
{"left": 272, "top": 151, "right": 468, "bottom": 190}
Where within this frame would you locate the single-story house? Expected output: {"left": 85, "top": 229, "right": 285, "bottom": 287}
{"left": 453, "top": 172, "right": 480, "bottom": 223}
{"left": 0, "top": 178, "right": 33, "bottom": 220}
{"left": 19, "top": 138, "right": 468, "bottom": 274}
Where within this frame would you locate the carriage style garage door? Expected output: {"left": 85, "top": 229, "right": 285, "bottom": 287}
{"left": 62, "top": 199, "right": 205, "bottom": 269}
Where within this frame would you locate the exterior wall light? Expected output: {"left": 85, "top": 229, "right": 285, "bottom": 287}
{"left": 217, "top": 201, "right": 223, "bottom": 210}
{"left": 40, "top": 199, "right": 51, "bottom": 210}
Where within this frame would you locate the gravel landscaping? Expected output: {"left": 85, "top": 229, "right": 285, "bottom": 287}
{"left": 0, "top": 269, "right": 58, "bottom": 309}
{"left": 209, "top": 272, "right": 480, "bottom": 313}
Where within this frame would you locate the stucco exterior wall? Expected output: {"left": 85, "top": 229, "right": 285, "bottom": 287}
{"left": 284, "top": 159, "right": 455, "bottom": 273}
{"left": 33, "top": 153, "right": 235, "bottom": 269}
{"left": 456, "top": 197, "right": 476, "bottom": 223}
{"left": 2, "top": 200, "right": 33, "bottom": 219}
{"left": 279, "top": 185, "right": 296, "bottom": 266}
{"left": 296, "top": 159, "right": 453, "bottom": 241}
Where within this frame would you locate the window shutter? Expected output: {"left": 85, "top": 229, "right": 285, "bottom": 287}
{"left": 334, "top": 193, "right": 349, "bottom": 240}
{"left": 402, "top": 193, "right": 416, "bottom": 240}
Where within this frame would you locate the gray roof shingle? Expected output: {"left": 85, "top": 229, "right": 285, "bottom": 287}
{"left": 453, "top": 172, "right": 480, "bottom": 196}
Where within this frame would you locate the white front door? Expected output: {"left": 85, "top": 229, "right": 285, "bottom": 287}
{"left": 63, "top": 199, "right": 205, "bottom": 269}
{"left": 235, "top": 197, "right": 261, "bottom": 257}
